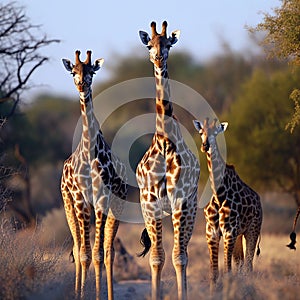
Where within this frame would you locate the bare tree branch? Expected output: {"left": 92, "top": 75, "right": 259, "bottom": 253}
{"left": 0, "top": 1, "right": 60, "bottom": 117}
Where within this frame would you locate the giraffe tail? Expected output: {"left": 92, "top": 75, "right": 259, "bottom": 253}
{"left": 256, "top": 235, "right": 261, "bottom": 257}
{"left": 136, "top": 228, "right": 151, "bottom": 257}
{"left": 287, "top": 206, "right": 299, "bottom": 250}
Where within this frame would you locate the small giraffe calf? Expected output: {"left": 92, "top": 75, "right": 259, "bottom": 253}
{"left": 193, "top": 118, "right": 262, "bottom": 292}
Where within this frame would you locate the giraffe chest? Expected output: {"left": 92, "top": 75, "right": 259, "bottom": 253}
{"left": 136, "top": 136, "right": 200, "bottom": 194}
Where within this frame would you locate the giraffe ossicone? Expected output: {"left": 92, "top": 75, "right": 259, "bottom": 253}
{"left": 61, "top": 50, "right": 127, "bottom": 300}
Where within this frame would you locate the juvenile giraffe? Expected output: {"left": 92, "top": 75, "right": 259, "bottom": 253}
{"left": 61, "top": 50, "right": 127, "bottom": 300}
{"left": 136, "top": 21, "right": 200, "bottom": 300}
{"left": 193, "top": 118, "right": 262, "bottom": 292}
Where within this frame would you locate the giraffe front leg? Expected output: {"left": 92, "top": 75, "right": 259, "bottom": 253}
{"left": 141, "top": 199, "right": 165, "bottom": 300}
{"left": 206, "top": 224, "right": 220, "bottom": 294}
{"left": 171, "top": 196, "right": 197, "bottom": 300}
{"left": 74, "top": 200, "right": 92, "bottom": 299}
{"left": 61, "top": 183, "right": 81, "bottom": 298}
{"left": 223, "top": 233, "right": 236, "bottom": 274}
{"left": 93, "top": 208, "right": 107, "bottom": 300}
{"left": 104, "top": 214, "right": 119, "bottom": 300}
{"left": 149, "top": 219, "right": 165, "bottom": 300}
{"left": 204, "top": 199, "right": 220, "bottom": 294}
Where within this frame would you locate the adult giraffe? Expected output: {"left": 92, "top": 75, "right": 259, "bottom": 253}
{"left": 193, "top": 118, "right": 262, "bottom": 293}
{"left": 61, "top": 50, "right": 127, "bottom": 300}
{"left": 136, "top": 21, "right": 200, "bottom": 300}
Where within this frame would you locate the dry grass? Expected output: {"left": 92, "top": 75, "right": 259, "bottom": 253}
{"left": 0, "top": 221, "right": 69, "bottom": 300}
{"left": 117, "top": 214, "right": 300, "bottom": 300}
{"left": 0, "top": 194, "right": 299, "bottom": 299}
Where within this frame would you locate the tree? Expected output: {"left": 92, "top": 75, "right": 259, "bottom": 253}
{"left": 0, "top": 95, "right": 79, "bottom": 226}
{"left": 249, "top": 0, "right": 300, "bottom": 131}
{"left": 0, "top": 1, "right": 59, "bottom": 117}
{"left": 225, "top": 67, "right": 300, "bottom": 206}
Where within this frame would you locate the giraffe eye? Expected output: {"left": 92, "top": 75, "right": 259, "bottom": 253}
{"left": 147, "top": 45, "right": 152, "bottom": 50}
{"left": 71, "top": 72, "right": 76, "bottom": 77}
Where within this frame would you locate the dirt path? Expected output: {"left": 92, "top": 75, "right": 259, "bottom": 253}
{"left": 114, "top": 280, "right": 151, "bottom": 300}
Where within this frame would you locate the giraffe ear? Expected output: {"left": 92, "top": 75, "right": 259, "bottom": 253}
{"left": 93, "top": 58, "right": 104, "bottom": 71}
{"left": 62, "top": 59, "right": 74, "bottom": 72}
{"left": 169, "top": 30, "right": 180, "bottom": 45}
{"left": 193, "top": 120, "right": 203, "bottom": 132}
{"left": 217, "top": 122, "right": 228, "bottom": 133}
{"left": 139, "top": 30, "right": 151, "bottom": 45}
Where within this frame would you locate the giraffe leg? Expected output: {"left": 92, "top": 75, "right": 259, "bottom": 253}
{"left": 148, "top": 218, "right": 164, "bottom": 300}
{"left": 93, "top": 208, "right": 107, "bottom": 300}
{"left": 232, "top": 234, "right": 244, "bottom": 273}
{"left": 244, "top": 228, "right": 260, "bottom": 273}
{"left": 74, "top": 199, "right": 92, "bottom": 299}
{"left": 141, "top": 192, "right": 165, "bottom": 300}
{"left": 204, "top": 198, "right": 220, "bottom": 294}
{"left": 104, "top": 213, "right": 119, "bottom": 300}
{"left": 206, "top": 224, "right": 220, "bottom": 294}
{"left": 171, "top": 196, "right": 197, "bottom": 300}
{"left": 61, "top": 182, "right": 81, "bottom": 298}
{"left": 223, "top": 234, "right": 236, "bottom": 274}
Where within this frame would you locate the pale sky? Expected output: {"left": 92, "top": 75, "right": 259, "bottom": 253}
{"left": 16, "top": 0, "right": 281, "bottom": 99}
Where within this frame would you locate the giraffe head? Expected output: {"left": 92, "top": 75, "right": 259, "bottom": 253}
{"left": 62, "top": 50, "right": 104, "bottom": 92}
{"left": 139, "top": 21, "right": 180, "bottom": 68}
{"left": 193, "top": 118, "right": 228, "bottom": 153}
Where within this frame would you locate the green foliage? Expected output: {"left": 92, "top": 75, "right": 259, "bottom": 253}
{"left": 95, "top": 49, "right": 260, "bottom": 115}
{"left": 252, "top": 0, "right": 300, "bottom": 65}
{"left": 250, "top": 0, "right": 300, "bottom": 131}
{"left": 1, "top": 96, "right": 78, "bottom": 167}
{"left": 286, "top": 88, "right": 300, "bottom": 132}
{"left": 225, "top": 67, "right": 300, "bottom": 202}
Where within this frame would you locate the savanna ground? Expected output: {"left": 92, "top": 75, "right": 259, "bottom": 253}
{"left": 0, "top": 192, "right": 299, "bottom": 300}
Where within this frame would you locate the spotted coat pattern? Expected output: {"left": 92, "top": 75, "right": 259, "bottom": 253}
{"left": 136, "top": 22, "right": 200, "bottom": 300}
{"left": 193, "top": 118, "right": 262, "bottom": 293}
{"left": 61, "top": 50, "right": 127, "bottom": 300}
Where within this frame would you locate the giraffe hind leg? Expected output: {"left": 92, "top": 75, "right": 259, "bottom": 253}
{"left": 233, "top": 234, "right": 244, "bottom": 273}
{"left": 244, "top": 229, "right": 260, "bottom": 273}
{"left": 141, "top": 198, "right": 165, "bottom": 300}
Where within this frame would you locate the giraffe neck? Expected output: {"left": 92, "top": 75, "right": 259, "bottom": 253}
{"left": 154, "top": 64, "right": 173, "bottom": 137}
{"left": 206, "top": 140, "right": 226, "bottom": 195}
{"left": 79, "top": 88, "right": 99, "bottom": 157}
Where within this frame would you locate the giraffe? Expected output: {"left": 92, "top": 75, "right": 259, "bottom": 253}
{"left": 136, "top": 21, "right": 200, "bottom": 300}
{"left": 61, "top": 50, "right": 127, "bottom": 300}
{"left": 287, "top": 205, "right": 300, "bottom": 250}
{"left": 193, "top": 118, "right": 262, "bottom": 293}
